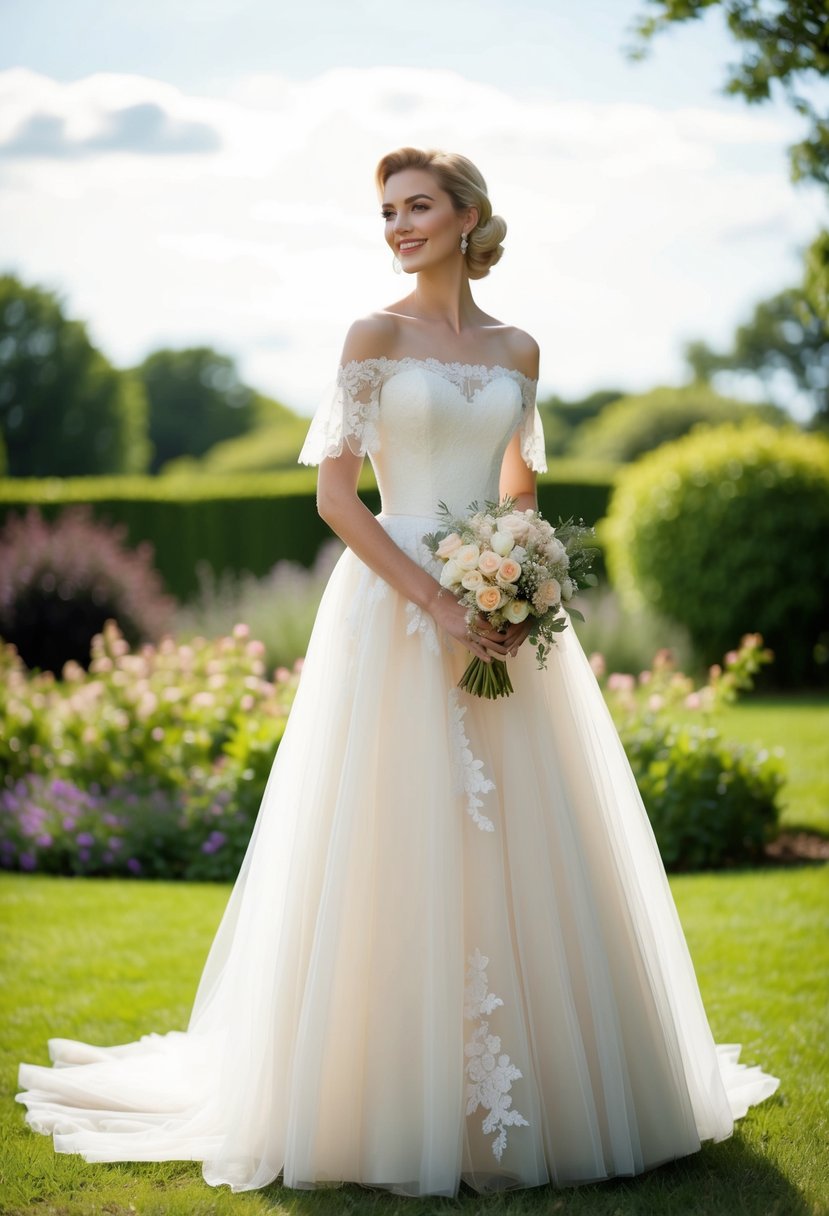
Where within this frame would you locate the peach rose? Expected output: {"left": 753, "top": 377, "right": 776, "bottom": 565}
{"left": 435, "top": 532, "right": 462, "bottom": 559}
{"left": 477, "top": 550, "right": 502, "bottom": 576}
{"left": 498, "top": 558, "right": 521, "bottom": 583}
{"left": 476, "top": 586, "right": 504, "bottom": 613}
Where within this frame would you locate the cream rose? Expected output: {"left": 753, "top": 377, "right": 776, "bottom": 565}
{"left": 490, "top": 530, "right": 515, "bottom": 556}
{"left": 534, "top": 577, "right": 561, "bottom": 610}
{"left": 439, "top": 559, "right": 463, "bottom": 588}
{"left": 455, "top": 543, "right": 481, "bottom": 571}
{"left": 476, "top": 586, "right": 504, "bottom": 613}
{"left": 504, "top": 598, "right": 530, "bottom": 623}
{"left": 499, "top": 513, "right": 531, "bottom": 545}
{"left": 435, "top": 532, "right": 462, "bottom": 559}
{"left": 498, "top": 557, "right": 521, "bottom": 583}
{"left": 461, "top": 570, "right": 485, "bottom": 591}
{"left": 477, "top": 550, "right": 502, "bottom": 576}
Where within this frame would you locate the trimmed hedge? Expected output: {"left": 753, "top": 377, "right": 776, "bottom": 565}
{"left": 602, "top": 421, "right": 829, "bottom": 685}
{"left": 0, "top": 461, "right": 616, "bottom": 601}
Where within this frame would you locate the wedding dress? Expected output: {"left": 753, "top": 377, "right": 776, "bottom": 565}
{"left": 16, "top": 355, "right": 779, "bottom": 1197}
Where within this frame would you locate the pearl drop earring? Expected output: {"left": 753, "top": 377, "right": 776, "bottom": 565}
{"left": 460, "top": 231, "right": 469, "bottom": 254}
{"left": 392, "top": 253, "right": 402, "bottom": 273}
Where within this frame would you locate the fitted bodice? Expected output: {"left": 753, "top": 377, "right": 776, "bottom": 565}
{"left": 298, "top": 356, "right": 547, "bottom": 520}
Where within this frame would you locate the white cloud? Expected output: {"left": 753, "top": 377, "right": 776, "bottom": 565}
{"left": 0, "top": 65, "right": 823, "bottom": 415}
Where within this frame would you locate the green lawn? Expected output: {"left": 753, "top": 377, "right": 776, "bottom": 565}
{"left": 710, "top": 695, "right": 829, "bottom": 836}
{"left": 1, "top": 867, "right": 827, "bottom": 1216}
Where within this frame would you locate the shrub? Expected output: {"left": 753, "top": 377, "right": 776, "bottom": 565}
{"left": 571, "top": 383, "right": 788, "bottom": 464}
{"left": 174, "top": 538, "right": 344, "bottom": 671}
{"left": 0, "top": 504, "right": 177, "bottom": 675}
{"left": 593, "top": 636, "right": 784, "bottom": 870}
{"left": 602, "top": 421, "right": 829, "bottom": 685}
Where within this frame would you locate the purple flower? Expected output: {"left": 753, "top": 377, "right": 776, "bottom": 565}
{"left": 78, "top": 848, "right": 91, "bottom": 863}
{"left": 126, "top": 858, "right": 142, "bottom": 874}
{"left": 20, "top": 853, "right": 36, "bottom": 871}
{"left": 35, "top": 833, "right": 53, "bottom": 847}
{"left": 76, "top": 832, "right": 95, "bottom": 847}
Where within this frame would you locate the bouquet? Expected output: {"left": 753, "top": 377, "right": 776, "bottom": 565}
{"left": 423, "top": 496, "right": 598, "bottom": 699}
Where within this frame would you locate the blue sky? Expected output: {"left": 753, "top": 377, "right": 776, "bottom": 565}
{"left": 1, "top": 0, "right": 825, "bottom": 415}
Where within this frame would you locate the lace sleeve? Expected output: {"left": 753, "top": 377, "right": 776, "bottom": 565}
{"left": 297, "top": 358, "right": 385, "bottom": 466}
{"left": 519, "top": 377, "right": 547, "bottom": 473}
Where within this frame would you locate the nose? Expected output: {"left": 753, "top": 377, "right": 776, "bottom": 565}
{"left": 393, "top": 211, "right": 412, "bottom": 234}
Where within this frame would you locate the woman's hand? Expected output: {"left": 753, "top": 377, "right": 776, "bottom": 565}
{"left": 431, "top": 589, "right": 535, "bottom": 660}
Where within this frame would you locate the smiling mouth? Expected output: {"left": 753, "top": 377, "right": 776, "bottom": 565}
{"left": 399, "top": 240, "right": 427, "bottom": 254}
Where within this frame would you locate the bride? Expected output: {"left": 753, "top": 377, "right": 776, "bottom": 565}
{"left": 16, "top": 146, "right": 779, "bottom": 1198}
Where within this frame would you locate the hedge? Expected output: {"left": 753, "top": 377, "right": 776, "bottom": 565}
{"left": 0, "top": 461, "right": 616, "bottom": 601}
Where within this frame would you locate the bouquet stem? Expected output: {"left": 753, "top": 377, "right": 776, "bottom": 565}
{"left": 459, "top": 656, "right": 514, "bottom": 699}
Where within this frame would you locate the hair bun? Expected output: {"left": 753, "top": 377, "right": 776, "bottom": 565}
{"left": 466, "top": 213, "right": 507, "bottom": 280}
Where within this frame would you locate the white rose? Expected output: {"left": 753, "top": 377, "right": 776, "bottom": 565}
{"left": 455, "top": 543, "right": 481, "bottom": 571}
{"left": 504, "top": 598, "right": 530, "bottom": 623}
{"left": 461, "top": 570, "right": 485, "bottom": 590}
{"left": 490, "top": 530, "right": 515, "bottom": 556}
{"left": 439, "top": 559, "right": 463, "bottom": 588}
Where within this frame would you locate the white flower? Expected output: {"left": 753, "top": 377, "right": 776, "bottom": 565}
{"left": 491, "top": 530, "right": 515, "bottom": 556}
{"left": 461, "top": 570, "right": 485, "bottom": 591}
{"left": 561, "top": 576, "right": 574, "bottom": 600}
{"left": 456, "top": 543, "right": 482, "bottom": 571}
{"left": 439, "top": 559, "right": 463, "bottom": 588}
{"left": 504, "top": 598, "right": 530, "bottom": 623}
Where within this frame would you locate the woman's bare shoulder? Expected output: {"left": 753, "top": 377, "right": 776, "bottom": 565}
{"left": 502, "top": 326, "right": 540, "bottom": 379}
{"left": 339, "top": 311, "right": 400, "bottom": 364}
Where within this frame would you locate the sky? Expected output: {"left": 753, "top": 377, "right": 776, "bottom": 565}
{"left": 1, "top": 0, "right": 826, "bottom": 419}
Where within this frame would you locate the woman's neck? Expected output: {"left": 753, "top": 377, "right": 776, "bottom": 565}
{"left": 404, "top": 266, "right": 482, "bottom": 335}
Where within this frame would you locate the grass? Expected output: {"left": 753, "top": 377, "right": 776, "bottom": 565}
{"left": 1, "top": 865, "right": 827, "bottom": 1216}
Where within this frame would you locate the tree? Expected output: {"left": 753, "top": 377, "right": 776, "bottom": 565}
{"left": 626, "top": 2, "right": 829, "bottom": 327}
{"left": 0, "top": 274, "right": 151, "bottom": 477}
{"left": 133, "top": 347, "right": 257, "bottom": 473}
{"left": 684, "top": 281, "right": 828, "bottom": 428}
{"left": 626, "top": 1, "right": 829, "bottom": 188}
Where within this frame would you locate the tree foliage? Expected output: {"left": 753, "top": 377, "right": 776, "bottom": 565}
{"left": 626, "top": 0, "right": 829, "bottom": 187}
{"left": 0, "top": 274, "right": 150, "bottom": 477}
{"left": 684, "top": 276, "right": 829, "bottom": 427}
{"left": 133, "top": 347, "right": 257, "bottom": 474}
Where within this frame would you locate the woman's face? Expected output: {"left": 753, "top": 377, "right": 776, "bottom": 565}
{"left": 380, "top": 167, "right": 475, "bottom": 273}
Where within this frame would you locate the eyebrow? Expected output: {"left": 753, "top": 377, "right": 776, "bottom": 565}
{"left": 381, "top": 193, "right": 435, "bottom": 206}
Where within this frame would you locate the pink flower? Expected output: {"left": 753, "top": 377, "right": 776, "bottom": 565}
{"left": 588, "top": 653, "right": 606, "bottom": 677}
{"left": 607, "top": 673, "right": 635, "bottom": 692}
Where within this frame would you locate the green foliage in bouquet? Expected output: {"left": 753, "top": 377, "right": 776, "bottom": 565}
{"left": 595, "top": 635, "right": 784, "bottom": 870}
{"left": 602, "top": 421, "right": 829, "bottom": 686}
{"left": 0, "top": 504, "right": 177, "bottom": 676}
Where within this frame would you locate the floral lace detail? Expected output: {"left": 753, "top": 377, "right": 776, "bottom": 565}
{"left": 464, "top": 948, "right": 530, "bottom": 1161}
{"left": 298, "top": 355, "right": 545, "bottom": 471}
{"left": 447, "top": 688, "right": 495, "bottom": 832}
{"left": 405, "top": 601, "right": 441, "bottom": 655}
{"left": 297, "top": 360, "right": 384, "bottom": 465}
{"left": 519, "top": 377, "right": 547, "bottom": 473}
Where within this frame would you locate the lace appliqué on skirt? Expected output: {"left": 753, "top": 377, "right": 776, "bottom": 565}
{"left": 463, "top": 947, "right": 529, "bottom": 1161}
{"left": 404, "top": 601, "right": 442, "bottom": 655}
{"left": 447, "top": 689, "right": 495, "bottom": 832}
{"left": 345, "top": 567, "right": 389, "bottom": 636}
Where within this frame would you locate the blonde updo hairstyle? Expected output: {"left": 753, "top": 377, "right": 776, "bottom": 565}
{"left": 375, "top": 147, "right": 507, "bottom": 280}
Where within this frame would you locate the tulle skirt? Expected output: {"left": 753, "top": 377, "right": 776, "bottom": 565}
{"left": 16, "top": 511, "right": 779, "bottom": 1197}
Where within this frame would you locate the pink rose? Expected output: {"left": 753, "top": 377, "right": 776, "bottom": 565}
{"left": 498, "top": 558, "right": 521, "bottom": 583}
{"left": 477, "top": 550, "right": 502, "bottom": 576}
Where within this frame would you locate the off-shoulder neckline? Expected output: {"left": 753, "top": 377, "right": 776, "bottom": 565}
{"left": 338, "top": 355, "right": 538, "bottom": 388}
